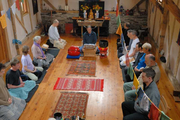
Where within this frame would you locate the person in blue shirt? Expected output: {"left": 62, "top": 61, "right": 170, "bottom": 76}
{"left": 124, "top": 43, "right": 152, "bottom": 82}
{"left": 134, "top": 43, "right": 151, "bottom": 78}
{"left": 79, "top": 25, "right": 99, "bottom": 53}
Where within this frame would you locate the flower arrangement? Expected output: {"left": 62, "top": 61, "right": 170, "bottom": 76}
{"left": 80, "top": 5, "right": 90, "bottom": 11}
{"left": 93, "top": 4, "right": 102, "bottom": 11}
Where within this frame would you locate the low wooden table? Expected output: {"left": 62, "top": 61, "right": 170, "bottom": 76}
{"left": 77, "top": 20, "right": 104, "bottom": 39}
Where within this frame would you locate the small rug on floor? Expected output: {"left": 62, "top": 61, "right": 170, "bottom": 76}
{"left": 67, "top": 60, "right": 96, "bottom": 77}
{"left": 52, "top": 92, "right": 88, "bottom": 119}
{"left": 54, "top": 78, "right": 104, "bottom": 91}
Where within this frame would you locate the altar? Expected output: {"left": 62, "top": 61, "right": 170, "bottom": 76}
{"left": 72, "top": 1, "right": 110, "bottom": 38}
{"left": 77, "top": 20, "right": 104, "bottom": 39}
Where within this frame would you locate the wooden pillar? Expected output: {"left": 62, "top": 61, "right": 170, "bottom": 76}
{"left": 19, "top": 1, "right": 24, "bottom": 24}
{"left": 7, "top": 0, "right": 20, "bottom": 55}
{"left": 65, "top": 0, "right": 68, "bottom": 6}
{"left": 0, "top": 0, "right": 11, "bottom": 60}
{"left": 174, "top": 49, "right": 180, "bottom": 76}
{"left": 27, "top": 0, "right": 33, "bottom": 31}
{"left": 159, "top": 6, "right": 168, "bottom": 51}
{"left": 152, "top": 7, "right": 157, "bottom": 38}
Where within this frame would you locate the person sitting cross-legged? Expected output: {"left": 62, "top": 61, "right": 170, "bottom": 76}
{"left": 21, "top": 45, "right": 43, "bottom": 81}
{"left": 122, "top": 68, "right": 160, "bottom": 120}
{"left": 79, "top": 25, "right": 100, "bottom": 53}
{"left": 119, "top": 30, "right": 140, "bottom": 61}
{"left": 124, "top": 42, "right": 152, "bottom": 82}
{"left": 32, "top": 36, "right": 54, "bottom": 68}
{"left": 6, "top": 58, "right": 36, "bottom": 100}
{"left": 123, "top": 54, "right": 161, "bottom": 101}
{"left": 0, "top": 63, "right": 26, "bottom": 120}
{"left": 120, "top": 42, "right": 144, "bottom": 67}
{"left": 48, "top": 19, "right": 67, "bottom": 49}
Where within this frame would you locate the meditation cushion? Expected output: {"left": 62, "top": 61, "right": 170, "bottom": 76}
{"left": 66, "top": 54, "right": 81, "bottom": 59}
{"left": 99, "top": 40, "right": 108, "bottom": 48}
{"left": 68, "top": 46, "right": 80, "bottom": 56}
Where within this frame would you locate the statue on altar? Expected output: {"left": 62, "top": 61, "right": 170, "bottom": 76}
{"left": 88, "top": 9, "right": 94, "bottom": 20}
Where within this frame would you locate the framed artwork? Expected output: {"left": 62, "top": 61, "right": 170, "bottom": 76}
{"left": 32, "top": 0, "right": 38, "bottom": 14}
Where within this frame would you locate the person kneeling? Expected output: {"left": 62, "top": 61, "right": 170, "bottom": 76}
{"left": 6, "top": 58, "right": 36, "bottom": 100}
{"left": 48, "top": 19, "right": 67, "bottom": 49}
{"left": 0, "top": 63, "right": 26, "bottom": 120}
{"left": 21, "top": 46, "right": 43, "bottom": 81}
{"left": 32, "top": 36, "right": 54, "bottom": 68}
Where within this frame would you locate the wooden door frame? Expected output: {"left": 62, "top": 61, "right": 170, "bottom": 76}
{"left": 0, "top": 0, "right": 11, "bottom": 63}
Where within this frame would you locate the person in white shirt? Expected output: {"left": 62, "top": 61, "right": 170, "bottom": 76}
{"left": 48, "top": 19, "right": 67, "bottom": 49}
{"left": 120, "top": 30, "right": 140, "bottom": 63}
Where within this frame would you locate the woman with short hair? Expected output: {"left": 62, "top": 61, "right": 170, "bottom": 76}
{"left": 31, "top": 36, "right": 54, "bottom": 68}
{"left": 21, "top": 45, "right": 43, "bottom": 81}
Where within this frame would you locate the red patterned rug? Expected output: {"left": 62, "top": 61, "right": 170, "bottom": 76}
{"left": 67, "top": 60, "right": 96, "bottom": 77}
{"left": 54, "top": 78, "right": 104, "bottom": 92}
{"left": 52, "top": 93, "right": 88, "bottom": 119}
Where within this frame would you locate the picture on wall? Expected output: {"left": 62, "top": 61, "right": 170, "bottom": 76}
{"left": 177, "top": 30, "right": 180, "bottom": 46}
{"left": 32, "top": 0, "right": 38, "bottom": 14}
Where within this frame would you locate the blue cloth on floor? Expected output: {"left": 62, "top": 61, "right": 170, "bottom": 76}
{"left": 8, "top": 80, "right": 36, "bottom": 100}
{"left": 66, "top": 54, "right": 81, "bottom": 59}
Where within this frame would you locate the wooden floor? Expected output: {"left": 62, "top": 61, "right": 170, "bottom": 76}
{"left": 19, "top": 34, "right": 180, "bottom": 120}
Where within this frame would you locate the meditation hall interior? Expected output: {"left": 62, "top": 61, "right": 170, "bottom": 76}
{"left": 1, "top": 0, "right": 180, "bottom": 120}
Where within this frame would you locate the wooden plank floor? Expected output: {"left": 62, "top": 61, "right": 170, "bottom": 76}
{"left": 19, "top": 34, "right": 180, "bottom": 120}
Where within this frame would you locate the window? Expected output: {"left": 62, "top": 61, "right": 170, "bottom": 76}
{"left": 21, "top": 0, "right": 28, "bottom": 14}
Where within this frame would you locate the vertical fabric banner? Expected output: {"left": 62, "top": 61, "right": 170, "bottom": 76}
{"left": 11, "top": 3, "right": 16, "bottom": 15}
{"left": 133, "top": 72, "right": 139, "bottom": 90}
{"left": 16, "top": 0, "right": 20, "bottom": 10}
{"left": 0, "top": 14, "right": 7, "bottom": 29}
{"left": 6, "top": 8, "right": 11, "bottom": 21}
{"left": 148, "top": 103, "right": 160, "bottom": 120}
{"left": 32, "top": 0, "right": 39, "bottom": 14}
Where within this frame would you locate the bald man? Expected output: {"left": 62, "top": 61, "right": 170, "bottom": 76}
{"left": 48, "top": 19, "right": 67, "bottom": 49}
{"left": 123, "top": 54, "right": 161, "bottom": 101}
{"left": 79, "top": 25, "right": 99, "bottom": 53}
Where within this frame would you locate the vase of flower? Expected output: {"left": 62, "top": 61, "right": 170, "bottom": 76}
{"left": 80, "top": 4, "right": 89, "bottom": 19}
{"left": 93, "top": 4, "right": 102, "bottom": 19}
{"left": 83, "top": 10, "right": 87, "bottom": 19}
{"left": 95, "top": 10, "right": 99, "bottom": 19}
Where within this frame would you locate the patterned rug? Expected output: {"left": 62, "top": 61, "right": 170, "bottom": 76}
{"left": 54, "top": 78, "right": 104, "bottom": 91}
{"left": 52, "top": 93, "right": 88, "bottom": 119}
{"left": 67, "top": 60, "right": 96, "bottom": 77}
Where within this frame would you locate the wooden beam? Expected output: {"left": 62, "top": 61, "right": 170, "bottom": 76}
{"left": 19, "top": 0, "right": 24, "bottom": 24}
{"left": 27, "top": 0, "right": 33, "bottom": 31}
{"left": 131, "top": 0, "right": 146, "bottom": 11}
{"left": 15, "top": 14, "right": 28, "bottom": 34}
{"left": 0, "top": 0, "right": 11, "bottom": 60}
{"left": 7, "top": 0, "right": 20, "bottom": 55}
{"left": 44, "top": 0, "right": 57, "bottom": 11}
{"left": 149, "top": 0, "right": 164, "bottom": 14}
{"left": 65, "top": 0, "right": 68, "bottom": 6}
{"left": 166, "top": 16, "right": 176, "bottom": 68}
{"left": 165, "top": 0, "right": 180, "bottom": 23}
{"left": 159, "top": 6, "right": 168, "bottom": 51}
{"left": 152, "top": 7, "right": 157, "bottom": 38}
{"left": 174, "top": 49, "right": 180, "bottom": 76}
